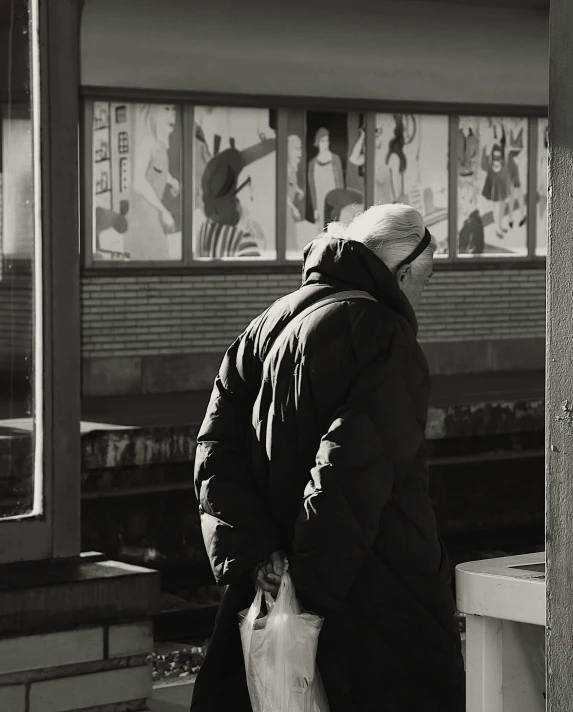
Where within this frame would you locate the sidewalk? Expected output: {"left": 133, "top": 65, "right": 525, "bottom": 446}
{"left": 151, "top": 680, "right": 194, "bottom": 711}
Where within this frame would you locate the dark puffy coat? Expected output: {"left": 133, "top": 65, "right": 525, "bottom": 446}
{"left": 192, "top": 237, "right": 465, "bottom": 712}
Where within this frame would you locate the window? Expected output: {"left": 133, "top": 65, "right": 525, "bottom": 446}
{"left": 0, "top": 0, "right": 37, "bottom": 523}
{"left": 283, "top": 110, "right": 365, "bottom": 261}
{"left": 83, "top": 99, "right": 547, "bottom": 267}
{"left": 91, "top": 101, "right": 182, "bottom": 262}
{"left": 0, "top": 0, "right": 80, "bottom": 562}
{"left": 193, "top": 106, "right": 277, "bottom": 260}
{"left": 375, "top": 113, "right": 449, "bottom": 256}
{"left": 457, "top": 116, "right": 529, "bottom": 257}
{"left": 536, "top": 118, "right": 548, "bottom": 257}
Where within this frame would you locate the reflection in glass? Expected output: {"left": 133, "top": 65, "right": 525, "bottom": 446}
{"left": 375, "top": 114, "right": 449, "bottom": 256}
{"left": 536, "top": 119, "right": 548, "bottom": 257}
{"left": 92, "top": 102, "right": 182, "bottom": 262}
{"left": 458, "top": 116, "right": 528, "bottom": 257}
{"left": 193, "top": 106, "right": 277, "bottom": 260}
{"left": 0, "top": 0, "right": 36, "bottom": 517}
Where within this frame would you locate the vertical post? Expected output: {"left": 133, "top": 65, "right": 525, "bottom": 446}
{"left": 448, "top": 115, "right": 459, "bottom": 261}
{"left": 365, "top": 111, "right": 376, "bottom": 208}
{"left": 465, "top": 615, "right": 503, "bottom": 712}
{"left": 547, "top": 0, "right": 573, "bottom": 709}
{"left": 527, "top": 117, "right": 538, "bottom": 260}
{"left": 182, "top": 104, "right": 195, "bottom": 265}
{"left": 40, "top": 0, "right": 82, "bottom": 556}
{"left": 276, "top": 109, "right": 287, "bottom": 263}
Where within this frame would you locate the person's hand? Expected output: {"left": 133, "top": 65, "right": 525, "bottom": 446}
{"left": 168, "top": 177, "right": 180, "bottom": 198}
{"left": 253, "top": 551, "right": 287, "bottom": 597}
{"left": 161, "top": 208, "right": 175, "bottom": 231}
{"left": 293, "top": 207, "right": 302, "bottom": 221}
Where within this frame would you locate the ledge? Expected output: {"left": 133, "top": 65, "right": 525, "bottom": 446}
{"left": 0, "top": 553, "right": 160, "bottom": 637}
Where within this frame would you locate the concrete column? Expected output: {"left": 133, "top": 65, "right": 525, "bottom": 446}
{"left": 547, "top": 1, "right": 573, "bottom": 709}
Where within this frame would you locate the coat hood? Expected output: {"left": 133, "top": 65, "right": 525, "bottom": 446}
{"left": 302, "top": 236, "right": 418, "bottom": 333}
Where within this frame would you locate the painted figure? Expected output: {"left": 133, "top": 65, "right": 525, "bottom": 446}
{"left": 308, "top": 127, "right": 344, "bottom": 228}
{"left": 458, "top": 119, "right": 480, "bottom": 178}
{"left": 197, "top": 138, "right": 276, "bottom": 258}
{"left": 349, "top": 124, "right": 396, "bottom": 204}
{"left": 481, "top": 121, "right": 510, "bottom": 239}
{"left": 123, "top": 104, "right": 180, "bottom": 261}
{"left": 286, "top": 134, "right": 305, "bottom": 250}
{"left": 506, "top": 118, "right": 527, "bottom": 228}
{"left": 458, "top": 181, "right": 484, "bottom": 254}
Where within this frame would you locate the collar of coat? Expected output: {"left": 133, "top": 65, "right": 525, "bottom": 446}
{"left": 301, "top": 236, "right": 418, "bottom": 334}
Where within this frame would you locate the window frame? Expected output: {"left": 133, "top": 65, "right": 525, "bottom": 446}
{"left": 80, "top": 88, "right": 548, "bottom": 272}
{"left": 0, "top": 0, "right": 81, "bottom": 564}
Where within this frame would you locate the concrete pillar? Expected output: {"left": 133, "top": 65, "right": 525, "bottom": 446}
{"left": 547, "top": 1, "right": 573, "bottom": 709}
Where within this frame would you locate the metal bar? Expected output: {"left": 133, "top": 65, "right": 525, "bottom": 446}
{"left": 182, "top": 104, "right": 194, "bottom": 265}
{"left": 448, "top": 115, "right": 459, "bottom": 261}
{"left": 365, "top": 112, "right": 376, "bottom": 208}
{"left": 527, "top": 117, "right": 538, "bottom": 259}
{"left": 42, "top": 0, "right": 82, "bottom": 557}
{"left": 81, "top": 86, "right": 548, "bottom": 118}
{"left": 82, "top": 481, "right": 194, "bottom": 500}
{"left": 81, "top": 100, "right": 94, "bottom": 268}
{"left": 275, "top": 109, "right": 287, "bottom": 263}
{"left": 428, "top": 450, "right": 545, "bottom": 468}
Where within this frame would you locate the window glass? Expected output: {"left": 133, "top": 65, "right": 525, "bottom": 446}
{"left": 193, "top": 106, "right": 276, "bottom": 260}
{"left": 375, "top": 114, "right": 450, "bottom": 256}
{"left": 92, "top": 101, "right": 182, "bottom": 262}
{"left": 0, "top": 0, "right": 37, "bottom": 517}
{"left": 457, "top": 116, "right": 528, "bottom": 257}
{"left": 536, "top": 118, "right": 548, "bottom": 257}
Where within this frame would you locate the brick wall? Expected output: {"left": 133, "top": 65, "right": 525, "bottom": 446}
{"left": 81, "top": 268, "right": 546, "bottom": 356}
{"left": 0, "top": 621, "right": 153, "bottom": 712}
{"left": 80, "top": 268, "right": 546, "bottom": 395}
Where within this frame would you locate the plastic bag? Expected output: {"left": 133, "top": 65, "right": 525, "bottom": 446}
{"left": 239, "top": 570, "right": 330, "bottom": 712}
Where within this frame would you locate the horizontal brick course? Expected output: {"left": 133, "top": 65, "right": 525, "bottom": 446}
{"left": 108, "top": 622, "right": 153, "bottom": 658}
{"left": 0, "top": 684, "right": 26, "bottom": 712}
{"left": 80, "top": 269, "right": 546, "bottom": 358}
{"left": 29, "top": 665, "right": 151, "bottom": 712}
{"left": 0, "top": 627, "right": 103, "bottom": 675}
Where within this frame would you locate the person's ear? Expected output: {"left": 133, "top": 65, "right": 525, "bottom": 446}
{"left": 396, "top": 264, "right": 411, "bottom": 285}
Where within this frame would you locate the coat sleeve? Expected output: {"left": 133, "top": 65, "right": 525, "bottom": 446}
{"left": 290, "top": 347, "right": 415, "bottom": 614}
{"left": 194, "top": 336, "right": 281, "bottom": 586}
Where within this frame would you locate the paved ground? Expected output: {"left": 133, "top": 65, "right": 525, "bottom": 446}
{"left": 151, "top": 681, "right": 194, "bottom": 711}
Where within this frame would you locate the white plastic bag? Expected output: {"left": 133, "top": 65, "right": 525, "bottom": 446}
{"left": 239, "top": 570, "right": 330, "bottom": 712}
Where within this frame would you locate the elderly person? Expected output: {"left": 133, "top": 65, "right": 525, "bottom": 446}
{"left": 192, "top": 203, "right": 465, "bottom": 712}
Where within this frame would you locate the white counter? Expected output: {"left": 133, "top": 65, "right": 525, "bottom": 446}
{"left": 456, "top": 552, "right": 546, "bottom": 712}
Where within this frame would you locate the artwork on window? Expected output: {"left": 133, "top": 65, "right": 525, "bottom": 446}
{"left": 457, "top": 116, "right": 528, "bottom": 257}
{"left": 374, "top": 114, "right": 449, "bottom": 256}
{"left": 284, "top": 111, "right": 364, "bottom": 259}
{"left": 193, "top": 106, "right": 277, "bottom": 260}
{"left": 115, "top": 105, "right": 127, "bottom": 124}
{"left": 92, "top": 102, "right": 182, "bottom": 261}
{"left": 536, "top": 118, "right": 548, "bottom": 257}
{"left": 306, "top": 112, "right": 365, "bottom": 228}
{"left": 118, "top": 131, "right": 129, "bottom": 154}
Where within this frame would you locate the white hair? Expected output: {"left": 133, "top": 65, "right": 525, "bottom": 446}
{"left": 325, "top": 203, "right": 436, "bottom": 276}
